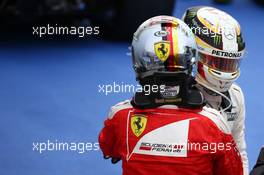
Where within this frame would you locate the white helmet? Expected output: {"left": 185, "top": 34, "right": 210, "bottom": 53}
{"left": 182, "top": 6, "right": 245, "bottom": 92}
{"left": 131, "top": 16, "right": 206, "bottom": 108}
{"left": 132, "top": 15, "right": 197, "bottom": 82}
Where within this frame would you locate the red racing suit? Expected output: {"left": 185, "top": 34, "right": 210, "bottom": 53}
{"left": 99, "top": 100, "right": 243, "bottom": 175}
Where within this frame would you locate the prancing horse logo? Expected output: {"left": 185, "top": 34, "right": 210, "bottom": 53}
{"left": 154, "top": 41, "right": 170, "bottom": 62}
{"left": 131, "top": 115, "right": 147, "bottom": 137}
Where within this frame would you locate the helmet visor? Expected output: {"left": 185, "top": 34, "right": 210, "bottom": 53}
{"left": 199, "top": 52, "right": 241, "bottom": 73}
{"left": 137, "top": 52, "right": 194, "bottom": 72}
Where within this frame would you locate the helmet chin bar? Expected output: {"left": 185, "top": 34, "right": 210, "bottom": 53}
{"left": 208, "top": 68, "right": 240, "bottom": 81}
{"left": 131, "top": 71, "right": 205, "bottom": 109}
{"left": 202, "top": 65, "right": 239, "bottom": 92}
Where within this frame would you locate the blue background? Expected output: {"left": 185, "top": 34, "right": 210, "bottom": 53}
{"left": 0, "top": 0, "right": 263, "bottom": 174}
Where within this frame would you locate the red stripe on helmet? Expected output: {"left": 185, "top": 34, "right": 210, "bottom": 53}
{"left": 198, "top": 61, "right": 206, "bottom": 80}
{"left": 166, "top": 23, "right": 175, "bottom": 71}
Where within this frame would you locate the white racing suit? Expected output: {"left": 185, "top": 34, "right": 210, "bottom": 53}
{"left": 197, "top": 81, "right": 249, "bottom": 175}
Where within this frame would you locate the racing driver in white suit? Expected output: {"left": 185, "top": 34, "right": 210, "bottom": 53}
{"left": 183, "top": 6, "right": 249, "bottom": 175}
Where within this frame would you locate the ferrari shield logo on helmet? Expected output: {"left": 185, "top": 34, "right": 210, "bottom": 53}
{"left": 154, "top": 41, "right": 170, "bottom": 62}
{"left": 131, "top": 115, "right": 147, "bottom": 137}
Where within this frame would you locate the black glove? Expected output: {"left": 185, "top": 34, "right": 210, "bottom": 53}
{"left": 104, "top": 155, "right": 121, "bottom": 164}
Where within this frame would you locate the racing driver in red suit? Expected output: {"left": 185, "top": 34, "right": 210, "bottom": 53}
{"left": 99, "top": 16, "right": 243, "bottom": 175}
